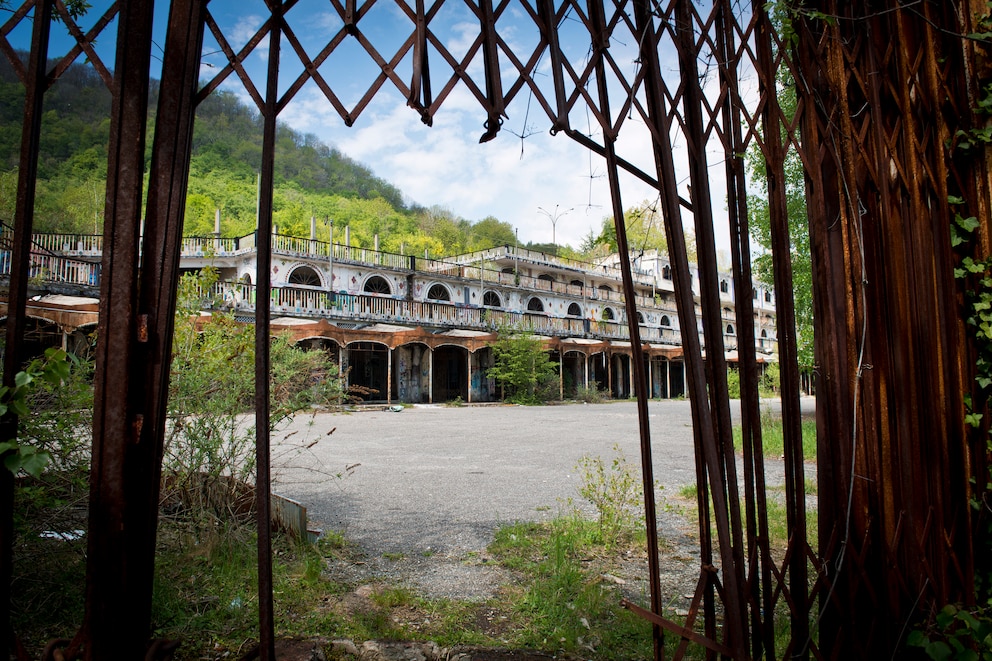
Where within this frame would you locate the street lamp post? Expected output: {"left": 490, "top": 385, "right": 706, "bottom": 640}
{"left": 537, "top": 204, "right": 573, "bottom": 250}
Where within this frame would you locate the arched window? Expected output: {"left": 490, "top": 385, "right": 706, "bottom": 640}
{"left": 662, "top": 265, "right": 672, "bottom": 280}
{"left": 570, "top": 279, "right": 584, "bottom": 288}
{"left": 761, "top": 329, "right": 768, "bottom": 338}
{"left": 723, "top": 307, "right": 732, "bottom": 317}
{"left": 661, "top": 315, "right": 671, "bottom": 326}
{"left": 764, "top": 290, "right": 772, "bottom": 302}
{"left": 501, "top": 267, "right": 514, "bottom": 274}
{"left": 527, "top": 297, "right": 545, "bottom": 312}
{"left": 363, "top": 275, "right": 391, "bottom": 295}
{"left": 602, "top": 307, "right": 615, "bottom": 321}
{"left": 427, "top": 284, "right": 450, "bottom": 301}
{"left": 636, "top": 311, "right": 645, "bottom": 324}
{"left": 288, "top": 265, "right": 321, "bottom": 287}
{"left": 240, "top": 273, "right": 252, "bottom": 285}
{"left": 599, "top": 284, "right": 613, "bottom": 293}
{"left": 752, "top": 287, "right": 758, "bottom": 300}
{"left": 483, "top": 291, "right": 502, "bottom": 308}
{"left": 538, "top": 273, "right": 554, "bottom": 283}
{"left": 720, "top": 280, "right": 729, "bottom": 293}
{"left": 567, "top": 302, "right": 582, "bottom": 317}
{"left": 726, "top": 324, "right": 735, "bottom": 335}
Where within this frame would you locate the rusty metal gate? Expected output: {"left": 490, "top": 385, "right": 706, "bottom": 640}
{"left": 1, "top": 0, "right": 988, "bottom": 659}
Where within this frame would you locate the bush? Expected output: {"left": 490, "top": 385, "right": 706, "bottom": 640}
{"left": 575, "top": 444, "right": 644, "bottom": 548}
{"left": 487, "top": 327, "right": 558, "bottom": 404}
{"left": 575, "top": 381, "right": 605, "bottom": 403}
{"left": 163, "top": 270, "right": 344, "bottom": 526}
{"left": 727, "top": 367, "right": 741, "bottom": 399}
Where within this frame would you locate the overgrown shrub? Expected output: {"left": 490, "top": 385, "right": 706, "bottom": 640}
{"left": 163, "top": 270, "right": 344, "bottom": 526}
{"left": 5, "top": 349, "right": 92, "bottom": 648}
{"left": 727, "top": 367, "right": 741, "bottom": 399}
{"left": 574, "top": 381, "right": 605, "bottom": 403}
{"left": 575, "top": 444, "right": 644, "bottom": 548}
{"left": 487, "top": 327, "right": 558, "bottom": 404}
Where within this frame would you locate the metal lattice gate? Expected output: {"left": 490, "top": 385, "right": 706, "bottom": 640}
{"left": 0, "top": 1, "right": 988, "bottom": 659}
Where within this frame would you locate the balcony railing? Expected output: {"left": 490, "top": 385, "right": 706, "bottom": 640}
{"left": 192, "top": 282, "right": 697, "bottom": 345}
{"left": 12, "top": 228, "right": 773, "bottom": 347}
{"left": 0, "top": 251, "right": 100, "bottom": 286}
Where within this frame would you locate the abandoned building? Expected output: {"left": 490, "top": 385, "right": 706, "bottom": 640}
{"left": 2, "top": 223, "right": 778, "bottom": 404}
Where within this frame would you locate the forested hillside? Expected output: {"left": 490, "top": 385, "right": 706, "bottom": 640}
{"left": 0, "top": 56, "right": 533, "bottom": 256}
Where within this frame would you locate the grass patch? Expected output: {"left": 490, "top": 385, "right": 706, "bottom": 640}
{"left": 488, "top": 515, "right": 660, "bottom": 660}
{"left": 733, "top": 415, "right": 817, "bottom": 461}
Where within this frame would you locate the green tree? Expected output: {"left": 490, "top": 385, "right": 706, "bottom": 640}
{"left": 585, "top": 201, "right": 667, "bottom": 254}
{"left": 486, "top": 328, "right": 558, "bottom": 404}
{"left": 468, "top": 215, "right": 516, "bottom": 250}
{"left": 745, "top": 65, "right": 815, "bottom": 370}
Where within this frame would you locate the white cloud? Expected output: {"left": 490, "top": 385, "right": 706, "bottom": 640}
{"left": 210, "top": 0, "right": 736, "bottom": 252}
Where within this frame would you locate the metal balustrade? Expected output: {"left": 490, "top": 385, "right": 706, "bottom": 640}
{"left": 186, "top": 281, "right": 728, "bottom": 348}
{"left": 14, "top": 228, "right": 771, "bottom": 350}
{"left": 24, "top": 229, "right": 723, "bottom": 319}
{"left": 27, "top": 231, "right": 104, "bottom": 256}
{"left": 0, "top": 250, "right": 100, "bottom": 286}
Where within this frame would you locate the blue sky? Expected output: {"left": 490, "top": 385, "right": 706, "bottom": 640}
{"left": 7, "top": 0, "right": 752, "bottom": 252}
{"left": 195, "top": 0, "right": 667, "bottom": 248}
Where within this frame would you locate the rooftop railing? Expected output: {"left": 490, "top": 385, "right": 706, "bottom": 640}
{"left": 449, "top": 245, "right": 657, "bottom": 286}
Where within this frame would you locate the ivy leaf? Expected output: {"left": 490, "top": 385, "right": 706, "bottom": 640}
{"left": 965, "top": 412, "right": 983, "bottom": 427}
{"left": 8, "top": 398, "right": 29, "bottom": 418}
{"left": 925, "top": 640, "right": 952, "bottom": 661}
{"left": 952, "top": 226, "right": 965, "bottom": 247}
{"left": 17, "top": 449, "right": 50, "bottom": 479}
{"left": 906, "top": 630, "right": 926, "bottom": 647}
{"left": 956, "top": 214, "right": 981, "bottom": 232}
{"left": 948, "top": 195, "right": 966, "bottom": 205}
{"left": 14, "top": 371, "right": 32, "bottom": 389}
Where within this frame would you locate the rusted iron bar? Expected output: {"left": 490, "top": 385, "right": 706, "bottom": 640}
{"left": 621, "top": 599, "right": 735, "bottom": 658}
{"left": 255, "top": 2, "right": 283, "bottom": 659}
{"left": 791, "top": 5, "right": 852, "bottom": 652}
{"left": 672, "top": 0, "right": 749, "bottom": 655}
{"left": 1, "top": 3, "right": 52, "bottom": 658}
{"left": 52, "top": 0, "right": 113, "bottom": 89}
{"left": 715, "top": 3, "right": 774, "bottom": 656}
{"left": 630, "top": 1, "right": 732, "bottom": 656}
{"left": 585, "top": 3, "right": 662, "bottom": 657}
{"left": 47, "top": 4, "right": 118, "bottom": 88}
{"left": 796, "top": 0, "right": 981, "bottom": 654}
{"left": 753, "top": 3, "right": 809, "bottom": 655}
{"left": 0, "top": 2, "right": 34, "bottom": 85}
{"left": 83, "top": 1, "right": 156, "bottom": 658}
{"left": 407, "top": 0, "right": 433, "bottom": 124}
{"left": 126, "top": 0, "right": 207, "bottom": 656}
{"left": 478, "top": 0, "right": 504, "bottom": 143}
{"left": 536, "top": 0, "right": 567, "bottom": 133}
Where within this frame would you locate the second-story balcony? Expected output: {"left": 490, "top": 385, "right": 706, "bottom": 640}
{"left": 197, "top": 281, "right": 687, "bottom": 346}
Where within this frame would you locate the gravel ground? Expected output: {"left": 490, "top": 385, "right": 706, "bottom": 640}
{"left": 270, "top": 398, "right": 816, "bottom": 602}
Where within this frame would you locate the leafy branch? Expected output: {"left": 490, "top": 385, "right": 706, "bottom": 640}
{"left": 0, "top": 347, "right": 79, "bottom": 478}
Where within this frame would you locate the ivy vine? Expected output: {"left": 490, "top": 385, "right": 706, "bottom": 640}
{"left": 909, "top": 6, "right": 992, "bottom": 658}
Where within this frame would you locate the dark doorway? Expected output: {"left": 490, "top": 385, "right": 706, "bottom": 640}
{"left": 345, "top": 341, "right": 388, "bottom": 402}
{"left": 432, "top": 345, "right": 468, "bottom": 402}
